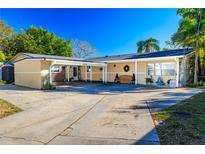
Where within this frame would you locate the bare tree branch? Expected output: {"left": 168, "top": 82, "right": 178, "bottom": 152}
{"left": 71, "top": 38, "right": 98, "bottom": 58}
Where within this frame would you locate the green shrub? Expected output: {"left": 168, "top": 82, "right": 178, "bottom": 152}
{"left": 187, "top": 83, "right": 198, "bottom": 88}
{"left": 198, "top": 80, "right": 205, "bottom": 87}
{"left": 42, "top": 82, "right": 56, "bottom": 90}
{"left": 0, "top": 80, "right": 6, "bottom": 85}
{"left": 187, "top": 81, "right": 205, "bottom": 88}
{"left": 0, "top": 51, "right": 6, "bottom": 62}
{"left": 145, "top": 76, "right": 154, "bottom": 85}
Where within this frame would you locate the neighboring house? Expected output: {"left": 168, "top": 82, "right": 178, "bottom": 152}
{"left": 10, "top": 48, "right": 193, "bottom": 89}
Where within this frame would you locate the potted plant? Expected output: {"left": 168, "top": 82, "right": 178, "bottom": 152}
{"left": 145, "top": 75, "right": 154, "bottom": 85}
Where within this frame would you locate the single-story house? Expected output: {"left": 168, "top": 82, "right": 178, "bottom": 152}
{"left": 10, "top": 48, "right": 193, "bottom": 89}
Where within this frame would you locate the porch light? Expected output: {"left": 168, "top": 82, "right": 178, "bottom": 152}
{"left": 87, "top": 66, "right": 91, "bottom": 72}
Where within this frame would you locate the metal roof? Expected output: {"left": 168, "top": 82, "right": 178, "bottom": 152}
{"left": 86, "top": 48, "right": 193, "bottom": 62}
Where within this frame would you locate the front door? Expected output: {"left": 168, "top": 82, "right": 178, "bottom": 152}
{"left": 73, "top": 66, "right": 78, "bottom": 80}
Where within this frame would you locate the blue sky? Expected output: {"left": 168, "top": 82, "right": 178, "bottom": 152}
{"left": 0, "top": 8, "right": 180, "bottom": 56}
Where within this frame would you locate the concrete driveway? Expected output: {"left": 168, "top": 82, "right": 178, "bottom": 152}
{"left": 0, "top": 83, "right": 201, "bottom": 145}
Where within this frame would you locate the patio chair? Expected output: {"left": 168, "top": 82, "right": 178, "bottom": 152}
{"left": 114, "top": 73, "right": 120, "bottom": 83}
{"left": 131, "top": 73, "right": 135, "bottom": 84}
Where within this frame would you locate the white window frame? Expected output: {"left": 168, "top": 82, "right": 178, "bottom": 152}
{"left": 161, "top": 63, "right": 176, "bottom": 76}
{"left": 147, "top": 62, "right": 176, "bottom": 76}
{"left": 147, "top": 63, "right": 155, "bottom": 76}
{"left": 51, "top": 65, "right": 61, "bottom": 73}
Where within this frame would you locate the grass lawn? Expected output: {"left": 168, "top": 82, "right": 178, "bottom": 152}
{"left": 0, "top": 99, "right": 22, "bottom": 119}
{"left": 152, "top": 92, "right": 205, "bottom": 145}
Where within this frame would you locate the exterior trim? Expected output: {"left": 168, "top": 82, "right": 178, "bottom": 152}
{"left": 14, "top": 58, "right": 45, "bottom": 64}
{"left": 47, "top": 59, "right": 107, "bottom": 67}
{"left": 15, "top": 72, "right": 41, "bottom": 74}
{"left": 102, "top": 55, "right": 184, "bottom": 63}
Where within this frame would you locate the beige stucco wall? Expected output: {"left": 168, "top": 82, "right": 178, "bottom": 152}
{"left": 15, "top": 60, "right": 52, "bottom": 89}
{"left": 106, "top": 59, "right": 177, "bottom": 84}
{"left": 79, "top": 66, "right": 102, "bottom": 81}
{"left": 79, "top": 59, "right": 178, "bottom": 84}
{"left": 91, "top": 66, "right": 102, "bottom": 81}
{"left": 107, "top": 62, "right": 135, "bottom": 82}
{"left": 41, "top": 60, "right": 51, "bottom": 86}
{"left": 14, "top": 60, "right": 42, "bottom": 89}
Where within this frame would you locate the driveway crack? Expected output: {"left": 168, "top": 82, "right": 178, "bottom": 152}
{"left": 2, "top": 135, "right": 46, "bottom": 145}
{"left": 45, "top": 95, "right": 107, "bottom": 145}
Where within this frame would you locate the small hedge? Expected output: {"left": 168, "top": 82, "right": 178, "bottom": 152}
{"left": 42, "top": 82, "right": 56, "bottom": 90}
{"left": 0, "top": 80, "right": 6, "bottom": 85}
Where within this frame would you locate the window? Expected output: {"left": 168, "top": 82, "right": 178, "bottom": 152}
{"left": 52, "top": 65, "right": 60, "bottom": 73}
{"left": 147, "top": 62, "right": 176, "bottom": 76}
{"left": 148, "top": 64, "right": 154, "bottom": 76}
{"left": 155, "top": 63, "right": 161, "bottom": 76}
{"left": 161, "top": 63, "right": 176, "bottom": 76}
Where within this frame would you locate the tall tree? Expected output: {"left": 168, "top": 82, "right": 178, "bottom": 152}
{"left": 0, "top": 20, "right": 13, "bottom": 60}
{"left": 0, "top": 51, "right": 6, "bottom": 62}
{"left": 0, "top": 20, "right": 12, "bottom": 40}
{"left": 71, "top": 38, "right": 98, "bottom": 58}
{"left": 136, "top": 37, "right": 160, "bottom": 53}
{"left": 2, "top": 26, "right": 72, "bottom": 60}
{"left": 165, "top": 40, "right": 181, "bottom": 49}
{"left": 171, "top": 8, "right": 205, "bottom": 84}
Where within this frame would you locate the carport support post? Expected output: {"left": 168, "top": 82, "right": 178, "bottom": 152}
{"left": 67, "top": 66, "right": 70, "bottom": 82}
{"left": 102, "top": 66, "right": 105, "bottom": 83}
{"left": 104, "top": 65, "right": 107, "bottom": 84}
{"left": 85, "top": 65, "right": 87, "bottom": 82}
{"left": 176, "top": 58, "right": 180, "bottom": 88}
{"left": 49, "top": 64, "right": 53, "bottom": 84}
{"left": 90, "top": 66, "right": 92, "bottom": 82}
{"left": 102, "top": 65, "right": 107, "bottom": 84}
{"left": 134, "top": 61, "right": 138, "bottom": 85}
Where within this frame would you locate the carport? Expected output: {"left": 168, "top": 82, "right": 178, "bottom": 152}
{"left": 11, "top": 53, "right": 108, "bottom": 89}
{"left": 49, "top": 59, "right": 108, "bottom": 84}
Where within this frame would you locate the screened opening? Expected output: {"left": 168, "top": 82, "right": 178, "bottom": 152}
{"left": 147, "top": 62, "right": 176, "bottom": 76}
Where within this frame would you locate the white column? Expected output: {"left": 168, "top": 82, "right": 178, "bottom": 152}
{"left": 77, "top": 66, "right": 79, "bottom": 80}
{"left": 49, "top": 65, "right": 53, "bottom": 84}
{"left": 104, "top": 65, "right": 107, "bottom": 84}
{"left": 67, "top": 66, "right": 70, "bottom": 82}
{"left": 85, "top": 65, "right": 87, "bottom": 82}
{"left": 176, "top": 58, "right": 180, "bottom": 88}
{"left": 135, "top": 61, "right": 138, "bottom": 85}
{"left": 90, "top": 66, "right": 92, "bottom": 82}
{"left": 102, "top": 66, "right": 105, "bottom": 83}
{"left": 183, "top": 57, "right": 187, "bottom": 86}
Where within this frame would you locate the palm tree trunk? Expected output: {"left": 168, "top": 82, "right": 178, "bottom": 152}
{"left": 194, "top": 39, "right": 199, "bottom": 84}
{"left": 194, "top": 9, "right": 202, "bottom": 84}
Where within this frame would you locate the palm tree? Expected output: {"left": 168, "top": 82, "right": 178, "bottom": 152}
{"left": 172, "top": 9, "right": 205, "bottom": 84}
{"left": 136, "top": 37, "right": 160, "bottom": 53}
